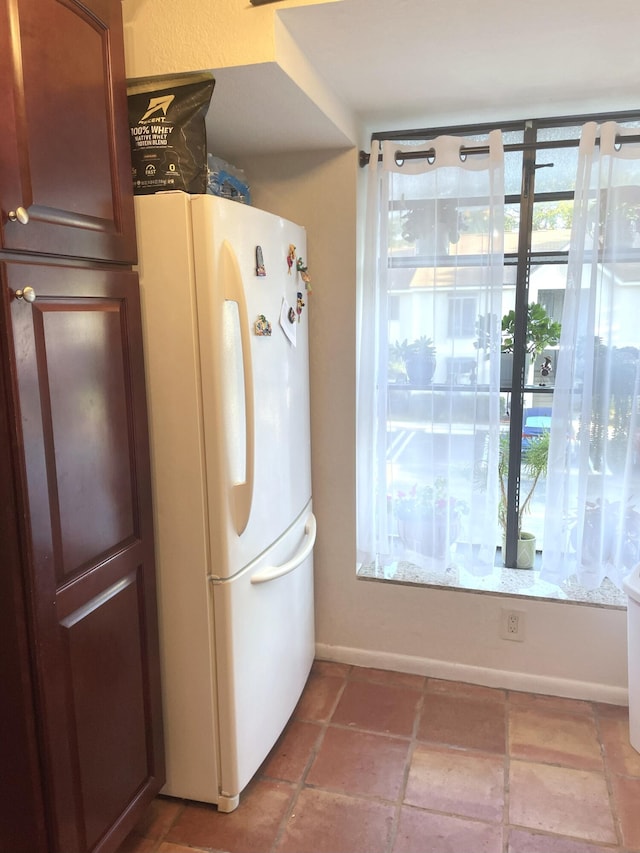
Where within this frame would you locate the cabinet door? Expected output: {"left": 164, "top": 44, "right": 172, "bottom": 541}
{"left": 0, "top": 0, "right": 136, "bottom": 263}
{"left": 2, "top": 261, "right": 164, "bottom": 853}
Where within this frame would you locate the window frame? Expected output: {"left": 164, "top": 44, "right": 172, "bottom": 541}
{"left": 365, "top": 110, "right": 640, "bottom": 568}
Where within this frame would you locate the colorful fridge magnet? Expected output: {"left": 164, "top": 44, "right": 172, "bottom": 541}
{"left": 296, "top": 257, "right": 312, "bottom": 293}
{"left": 280, "top": 298, "right": 297, "bottom": 346}
{"left": 296, "top": 291, "right": 305, "bottom": 321}
{"left": 254, "top": 314, "right": 272, "bottom": 336}
{"left": 256, "top": 246, "right": 266, "bottom": 276}
{"left": 287, "top": 244, "right": 296, "bottom": 274}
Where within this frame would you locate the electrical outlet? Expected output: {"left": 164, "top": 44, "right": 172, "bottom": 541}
{"left": 501, "top": 609, "right": 525, "bottom": 642}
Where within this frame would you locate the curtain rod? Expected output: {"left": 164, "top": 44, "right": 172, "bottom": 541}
{"left": 359, "top": 134, "right": 640, "bottom": 168}
{"left": 359, "top": 139, "right": 564, "bottom": 168}
{"left": 366, "top": 109, "right": 640, "bottom": 147}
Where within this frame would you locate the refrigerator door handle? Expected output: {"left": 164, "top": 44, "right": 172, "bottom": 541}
{"left": 250, "top": 514, "right": 317, "bottom": 585}
{"left": 221, "top": 240, "right": 255, "bottom": 535}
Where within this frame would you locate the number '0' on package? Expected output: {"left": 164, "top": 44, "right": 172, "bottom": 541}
{"left": 127, "top": 72, "right": 215, "bottom": 195}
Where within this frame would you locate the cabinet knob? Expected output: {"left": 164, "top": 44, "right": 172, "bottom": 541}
{"left": 15, "top": 286, "right": 36, "bottom": 303}
{"left": 8, "top": 206, "right": 30, "bottom": 225}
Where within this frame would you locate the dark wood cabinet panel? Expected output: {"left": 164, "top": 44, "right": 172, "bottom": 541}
{"left": 0, "top": 0, "right": 136, "bottom": 263}
{"left": 0, "top": 360, "right": 49, "bottom": 853}
{"left": 22, "top": 288, "right": 137, "bottom": 583}
{"left": 62, "top": 570, "right": 150, "bottom": 852}
{"left": 0, "top": 261, "right": 164, "bottom": 853}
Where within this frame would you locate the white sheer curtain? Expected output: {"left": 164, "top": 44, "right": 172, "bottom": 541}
{"left": 357, "top": 132, "right": 504, "bottom": 576}
{"left": 542, "top": 121, "right": 640, "bottom": 591}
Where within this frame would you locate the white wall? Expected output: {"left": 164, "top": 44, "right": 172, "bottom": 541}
{"left": 124, "top": 4, "right": 630, "bottom": 706}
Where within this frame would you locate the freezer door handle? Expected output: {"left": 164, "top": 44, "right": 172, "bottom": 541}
{"left": 221, "top": 240, "right": 255, "bottom": 535}
{"left": 250, "top": 513, "right": 317, "bottom": 585}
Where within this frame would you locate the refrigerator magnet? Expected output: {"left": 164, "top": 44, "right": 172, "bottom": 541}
{"left": 287, "top": 244, "right": 296, "bottom": 274}
{"left": 280, "top": 297, "right": 297, "bottom": 346}
{"left": 296, "top": 292, "right": 305, "bottom": 321}
{"left": 297, "top": 257, "right": 312, "bottom": 292}
{"left": 254, "top": 314, "right": 272, "bottom": 336}
{"left": 256, "top": 246, "right": 266, "bottom": 276}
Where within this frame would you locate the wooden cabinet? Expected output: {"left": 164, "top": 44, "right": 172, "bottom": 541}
{"left": 0, "top": 0, "right": 136, "bottom": 263}
{"left": 0, "top": 262, "right": 164, "bottom": 852}
{"left": 0, "top": 3, "right": 165, "bottom": 853}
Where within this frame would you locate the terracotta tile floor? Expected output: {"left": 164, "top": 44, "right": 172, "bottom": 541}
{"left": 118, "top": 660, "right": 640, "bottom": 853}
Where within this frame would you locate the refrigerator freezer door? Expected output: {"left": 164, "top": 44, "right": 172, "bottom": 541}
{"left": 192, "top": 195, "right": 312, "bottom": 579}
{"left": 212, "top": 501, "right": 315, "bottom": 808}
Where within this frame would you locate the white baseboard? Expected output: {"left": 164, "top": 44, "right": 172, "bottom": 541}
{"left": 315, "top": 642, "right": 629, "bottom": 706}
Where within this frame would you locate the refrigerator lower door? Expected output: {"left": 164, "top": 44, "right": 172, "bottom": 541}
{"left": 212, "top": 502, "right": 315, "bottom": 811}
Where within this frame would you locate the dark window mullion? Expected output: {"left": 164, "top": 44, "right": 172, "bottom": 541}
{"left": 533, "top": 191, "right": 575, "bottom": 202}
{"left": 504, "top": 121, "right": 538, "bottom": 568}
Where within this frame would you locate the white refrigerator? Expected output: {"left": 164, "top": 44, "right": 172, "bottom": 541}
{"left": 134, "top": 191, "right": 315, "bottom": 812}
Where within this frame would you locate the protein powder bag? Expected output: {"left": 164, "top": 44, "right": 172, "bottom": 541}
{"left": 127, "top": 72, "right": 215, "bottom": 195}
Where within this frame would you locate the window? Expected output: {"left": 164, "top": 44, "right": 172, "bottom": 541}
{"left": 447, "top": 296, "right": 477, "bottom": 337}
{"left": 357, "top": 111, "right": 640, "bottom": 603}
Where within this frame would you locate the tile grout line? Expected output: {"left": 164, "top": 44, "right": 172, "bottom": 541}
{"left": 503, "top": 691, "right": 512, "bottom": 853}
{"left": 268, "top": 667, "right": 351, "bottom": 853}
{"left": 386, "top": 687, "right": 426, "bottom": 853}
{"left": 593, "top": 699, "right": 626, "bottom": 850}
{"left": 149, "top": 797, "right": 187, "bottom": 851}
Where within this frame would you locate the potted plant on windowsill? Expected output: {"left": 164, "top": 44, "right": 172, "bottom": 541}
{"left": 389, "top": 337, "right": 437, "bottom": 385}
{"left": 500, "top": 302, "right": 562, "bottom": 384}
{"left": 405, "top": 336, "right": 437, "bottom": 385}
{"left": 389, "top": 339, "right": 412, "bottom": 384}
{"left": 498, "top": 431, "right": 550, "bottom": 569}
{"left": 474, "top": 305, "right": 561, "bottom": 385}
{"left": 395, "top": 479, "right": 468, "bottom": 559}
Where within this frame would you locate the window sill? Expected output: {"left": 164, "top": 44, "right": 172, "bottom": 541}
{"left": 356, "top": 556, "right": 627, "bottom": 609}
